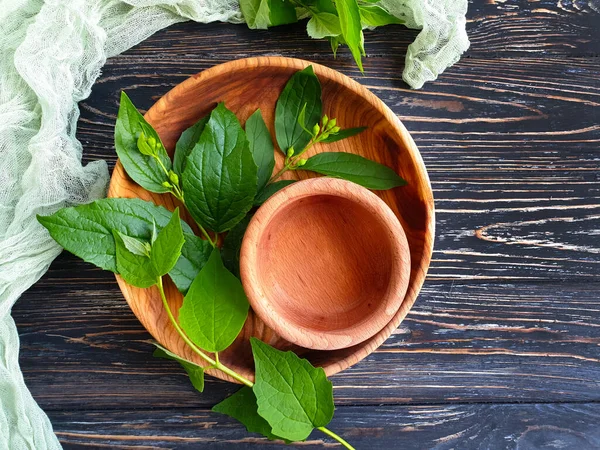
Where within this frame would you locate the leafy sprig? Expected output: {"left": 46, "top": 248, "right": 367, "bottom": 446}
{"left": 240, "top": 0, "right": 404, "bottom": 72}
{"left": 39, "top": 65, "right": 408, "bottom": 449}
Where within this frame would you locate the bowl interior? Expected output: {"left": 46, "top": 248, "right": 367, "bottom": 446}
{"left": 108, "top": 56, "right": 435, "bottom": 382}
{"left": 260, "top": 194, "right": 394, "bottom": 334}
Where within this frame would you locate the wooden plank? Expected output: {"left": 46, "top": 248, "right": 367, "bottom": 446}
{"left": 76, "top": 53, "right": 600, "bottom": 281}
{"left": 15, "top": 274, "right": 600, "bottom": 410}
{"left": 49, "top": 403, "right": 600, "bottom": 449}
{"left": 117, "top": 1, "right": 600, "bottom": 63}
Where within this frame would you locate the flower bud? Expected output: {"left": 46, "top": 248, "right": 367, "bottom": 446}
{"left": 331, "top": 126, "right": 341, "bottom": 134}
{"left": 137, "top": 132, "right": 155, "bottom": 156}
{"left": 328, "top": 118, "right": 337, "bottom": 129}
{"left": 147, "top": 136, "right": 157, "bottom": 149}
{"left": 168, "top": 170, "right": 179, "bottom": 186}
{"left": 161, "top": 181, "right": 172, "bottom": 189}
{"left": 296, "top": 158, "right": 307, "bottom": 167}
{"left": 286, "top": 147, "right": 295, "bottom": 158}
{"left": 312, "top": 123, "right": 320, "bottom": 136}
{"left": 322, "top": 115, "right": 329, "bottom": 127}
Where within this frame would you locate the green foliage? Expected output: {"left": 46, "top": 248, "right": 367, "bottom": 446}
{"left": 174, "top": 115, "right": 209, "bottom": 177}
{"left": 250, "top": 338, "right": 335, "bottom": 441}
{"left": 153, "top": 344, "right": 205, "bottom": 392}
{"left": 212, "top": 387, "right": 285, "bottom": 441}
{"left": 302, "top": 151, "right": 406, "bottom": 189}
{"left": 179, "top": 249, "right": 249, "bottom": 353}
{"left": 275, "top": 66, "right": 322, "bottom": 154}
{"left": 183, "top": 103, "right": 258, "bottom": 232}
{"left": 115, "top": 92, "right": 173, "bottom": 193}
{"left": 246, "top": 109, "right": 275, "bottom": 192}
{"left": 41, "top": 65, "right": 412, "bottom": 450}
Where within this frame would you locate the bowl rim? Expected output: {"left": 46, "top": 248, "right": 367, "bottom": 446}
{"left": 109, "top": 56, "right": 435, "bottom": 380}
{"left": 240, "top": 177, "right": 412, "bottom": 351}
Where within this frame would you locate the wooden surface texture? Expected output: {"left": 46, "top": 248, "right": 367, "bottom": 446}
{"left": 14, "top": 1, "right": 600, "bottom": 448}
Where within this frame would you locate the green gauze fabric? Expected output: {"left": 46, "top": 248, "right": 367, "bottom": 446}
{"left": 0, "top": 1, "right": 468, "bottom": 448}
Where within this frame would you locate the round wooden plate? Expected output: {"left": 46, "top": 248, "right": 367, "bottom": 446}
{"left": 108, "top": 57, "right": 435, "bottom": 383}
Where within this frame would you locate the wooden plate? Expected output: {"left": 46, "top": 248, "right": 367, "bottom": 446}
{"left": 108, "top": 57, "right": 435, "bottom": 382}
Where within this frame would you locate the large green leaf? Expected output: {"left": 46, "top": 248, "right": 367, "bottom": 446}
{"left": 174, "top": 115, "right": 209, "bottom": 177}
{"left": 179, "top": 249, "right": 249, "bottom": 353}
{"left": 113, "top": 230, "right": 156, "bottom": 288}
{"left": 153, "top": 344, "right": 205, "bottom": 392}
{"left": 307, "top": 12, "right": 341, "bottom": 39}
{"left": 114, "top": 91, "right": 172, "bottom": 193}
{"left": 335, "top": 0, "right": 364, "bottom": 71}
{"left": 274, "top": 66, "right": 322, "bottom": 154}
{"left": 269, "top": 0, "right": 297, "bottom": 26}
{"left": 183, "top": 103, "right": 258, "bottom": 233}
{"left": 246, "top": 109, "right": 275, "bottom": 192}
{"left": 359, "top": 5, "right": 404, "bottom": 27}
{"left": 150, "top": 207, "right": 185, "bottom": 277}
{"left": 168, "top": 234, "right": 212, "bottom": 294}
{"left": 302, "top": 152, "right": 406, "bottom": 189}
{"left": 250, "top": 338, "right": 334, "bottom": 441}
{"left": 37, "top": 198, "right": 207, "bottom": 287}
{"left": 240, "top": 0, "right": 271, "bottom": 29}
{"left": 213, "top": 387, "right": 286, "bottom": 441}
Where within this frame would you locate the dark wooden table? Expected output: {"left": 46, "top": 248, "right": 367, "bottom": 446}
{"left": 15, "top": 1, "right": 600, "bottom": 448}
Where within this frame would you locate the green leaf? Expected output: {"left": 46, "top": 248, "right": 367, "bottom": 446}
{"left": 275, "top": 66, "right": 322, "bottom": 154}
{"left": 113, "top": 230, "right": 156, "bottom": 288}
{"left": 254, "top": 180, "right": 295, "bottom": 206}
{"left": 183, "top": 103, "right": 258, "bottom": 233}
{"left": 329, "top": 35, "right": 345, "bottom": 57}
{"left": 221, "top": 214, "right": 252, "bottom": 278}
{"left": 150, "top": 207, "right": 185, "bottom": 277}
{"left": 240, "top": 0, "right": 271, "bottom": 29}
{"left": 114, "top": 232, "right": 150, "bottom": 257}
{"left": 153, "top": 344, "right": 205, "bottom": 393}
{"left": 321, "top": 126, "right": 367, "bottom": 143}
{"left": 37, "top": 198, "right": 205, "bottom": 287}
{"left": 302, "top": 152, "right": 406, "bottom": 189}
{"left": 213, "top": 387, "right": 286, "bottom": 441}
{"left": 335, "top": 0, "right": 365, "bottom": 71}
{"left": 359, "top": 4, "right": 404, "bottom": 27}
{"left": 250, "top": 338, "right": 334, "bottom": 441}
{"left": 168, "top": 234, "right": 213, "bottom": 294}
{"left": 174, "top": 115, "right": 209, "bottom": 177}
{"left": 307, "top": 13, "right": 342, "bottom": 39}
{"left": 269, "top": 0, "right": 297, "bottom": 26}
{"left": 246, "top": 109, "right": 275, "bottom": 192}
{"left": 314, "top": 0, "right": 337, "bottom": 14}
{"left": 115, "top": 91, "right": 172, "bottom": 193}
{"left": 179, "top": 249, "right": 249, "bottom": 353}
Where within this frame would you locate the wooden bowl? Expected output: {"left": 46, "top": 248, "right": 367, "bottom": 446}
{"left": 108, "top": 57, "right": 435, "bottom": 382}
{"left": 240, "top": 177, "right": 411, "bottom": 351}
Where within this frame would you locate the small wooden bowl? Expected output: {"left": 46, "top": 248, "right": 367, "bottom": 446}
{"left": 241, "top": 177, "right": 411, "bottom": 351}
{"left": 108, "top": 57, "right": 435, "bottom": 382}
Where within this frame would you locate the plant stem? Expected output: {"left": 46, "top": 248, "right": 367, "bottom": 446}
{"left": 154, "top": 155, "right": 171, "bottom": 178}
{"left": 156, "top": 276, "right": 250, "bottom": 386}
{"left": 268, "top": 134, "right": 324, "bottom": 184}
{"left": 269, "top": 162, "right": 293, "bottom": 183}
{"left": 317, "top": 427, "right": 356, "bottom": 450}
{"left": 156, "top": 277, "right": 354, "bottom": 449}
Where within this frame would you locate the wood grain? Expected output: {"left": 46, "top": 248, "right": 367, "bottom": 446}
{"left": 78, "top": 55, "right": 600, "bottom": 282}
{"left": 16, "top": 268, "right": 600, "bottom": 410}
{"left": 13, "top": 2, "right": 600, "bottom": 448}
{"left": 49, "top": 403, "right": 600, "bottom": 449}
{"left": 108, "top": 57, "right": 434, "bottom": 380}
